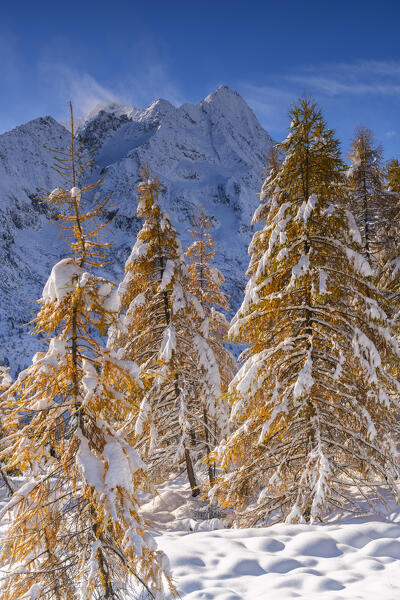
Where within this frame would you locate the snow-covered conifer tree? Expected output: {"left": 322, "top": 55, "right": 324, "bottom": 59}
{"left": 386, "top": 157, "right": 400, "bottom": 195}
{"left": 185, "top": 209, "right": 236, "bottom": 482}
{"left": 211, "top": 97, "right": 400, "bottom": 525}
{"left": 378, "top": 158, "right": 400, "bottom": 299}
{"left": 110, "top": 168, "right": 220, "bottom": 495}
{"left": 347, "top": 126, "right": 390, "bottom": 263}
{"left": 186, "top": 209, "right": 236, "bottom": 392}
{"left": 0, "top": 106, "right": 174, "bottom": 600}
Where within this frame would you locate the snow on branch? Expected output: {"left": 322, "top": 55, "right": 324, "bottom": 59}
{"left": 352, "top": 327, "right": 381, "bottom": 384}
{"left": 295, "top": 194, "right": 318, "bottom": 224}
{"left": 42, "top": 258, "right": 86, "bottom": 302}
{"left": 160, "top": 325, "right": 176, "bottom": 362}
{"left": 293, "top": 348, "right": 314, "bottom": 400}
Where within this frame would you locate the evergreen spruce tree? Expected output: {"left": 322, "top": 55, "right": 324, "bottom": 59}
{"left": 110, "top": 168, "right": 220, "bottom": 496}
{"left": 0, "top": 106, "right": 174, "bottom": 600}
{"left": 185, "top": 209, "right": 236, "bottom": 482}
{"left": 211, "top": 97, "right": 400, "bottom": 525}
{"left": 347, "top": 126, "right": 389, "bottom": 263}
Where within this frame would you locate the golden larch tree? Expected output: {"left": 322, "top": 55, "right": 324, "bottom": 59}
{"left": 109, "top": 169, "right": 220, "bottom": 496}
{"left": 0, "top": 106, "right": 175, "bottom": 600}
{"left": 185, "top": 208, "right": 236, "bottom": 482}
{"left": 211, "top": 97, "right": 400, "bottom": 526}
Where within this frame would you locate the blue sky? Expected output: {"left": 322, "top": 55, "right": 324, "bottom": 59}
{"left": 1, "top": 0, "right": 400, "bottom": 158}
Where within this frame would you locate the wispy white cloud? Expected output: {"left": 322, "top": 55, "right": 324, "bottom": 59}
{"left": 235, "top": 58, "right": 400, "bottom": 145}
{"left": 36, "top": 62, "right": 122, "bottom": 119}
{"left": 288, "top": 77, "right": 400, "bottom": 96}
{"left": 286, "top": 60, "right": 400, "bottom": 96}
{"left": 35, "top": 34, "right": 186, "bottom": 124}
{"left": 308, "top": 60, "right": 400, "bottom": 78}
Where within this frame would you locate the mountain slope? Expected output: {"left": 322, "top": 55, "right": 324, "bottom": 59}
{"left": 0, "top": 117, "right": 71, "bottom": 369}
{"left": 0, "top": 86, "right": 273, "bottom": 371}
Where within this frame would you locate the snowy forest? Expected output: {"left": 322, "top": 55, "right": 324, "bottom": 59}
{"left": 1, "top": 94, "right": 400, "bottom": 599}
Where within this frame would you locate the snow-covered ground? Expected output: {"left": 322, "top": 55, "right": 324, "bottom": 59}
{"left": 140, "top": 477, "right": 400, "bottom": 599}
{"left": 1, "top": 476, "right": 399, "bottom": 599}
{"left": 158, "top": 519, "right": 400, "bottom": 599}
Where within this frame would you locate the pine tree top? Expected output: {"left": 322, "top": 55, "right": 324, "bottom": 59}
{"left": 44, "top": 102, "right": 113, "bottom": 270}
{"left": 348, "top": 125, "right": 383, "bottom": 168}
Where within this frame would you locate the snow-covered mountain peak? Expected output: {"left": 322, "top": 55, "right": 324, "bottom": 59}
{"left": 0, "top": 115, "right": 70, "bottom": 194}
{"left": 203, "top": 85, "right": 256, "bottom": 116}
{"left": 78, "top": 108, "right": 135, "bottom": 153}
{"left": 143, "top": 98, "right": 176, "bottom": 120}
{"left": 75, "top": 102, "right": 137, "bottom": 130}
{"left": 201, "top": 85, "right": 268, "bottom": 144}
{"left": 2, "top": 114, "right": 65, "bottom": 141}
{"left": 93, "top": 101, "right": 136, "bottom": 118}
{"left": 203, "top": 84, "right": 244, "bottom": 106}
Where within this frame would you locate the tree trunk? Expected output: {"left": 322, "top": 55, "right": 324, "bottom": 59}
{"left": 203, "top": 408, "right": 214, "bottom": 486}
{"left": 185, "top": 447, "right": 200, "bottom": 497}
{"left": 0, "top": 467, "right": 14, "bottom": 495}
{"left": 157, "top": 217, "right": 200, "bottom": 496}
